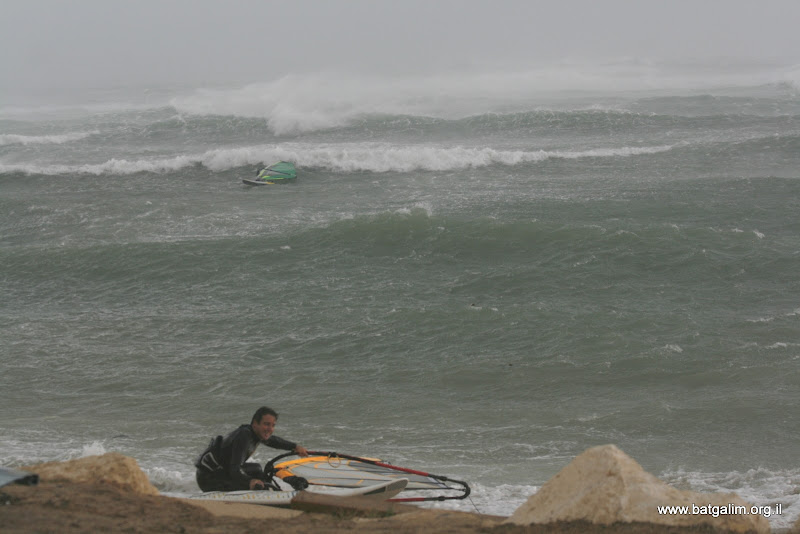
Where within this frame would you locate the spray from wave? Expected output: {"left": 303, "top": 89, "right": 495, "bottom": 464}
{"left": 169, "top": 61, "right": 800, "bottom": 135}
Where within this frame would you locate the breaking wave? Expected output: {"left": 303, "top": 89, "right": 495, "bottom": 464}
{"left": 0, "top": 143, "right": 673, "bottom": 176}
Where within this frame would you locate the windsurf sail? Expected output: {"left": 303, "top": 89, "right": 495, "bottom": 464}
{"left": 255, "top": 161, "right": 297, "bottom": 182}
{"left": 269, "top": 451, "right": 470, "bottom": 503}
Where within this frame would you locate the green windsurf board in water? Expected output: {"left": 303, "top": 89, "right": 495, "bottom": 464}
{"left": 243, "top": 161, "right": 297, "bottom": 186}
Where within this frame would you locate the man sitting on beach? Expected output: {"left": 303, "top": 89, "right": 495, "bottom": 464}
{"left": 195, "top": 406, "right": 309, "bottom": 492}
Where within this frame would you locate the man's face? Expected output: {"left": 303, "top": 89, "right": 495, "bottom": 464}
{"left": 252, "top": 414, "right": 276, "bottom": 442}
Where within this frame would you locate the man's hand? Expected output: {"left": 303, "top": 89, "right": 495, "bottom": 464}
{"left": 249, "top": 478, "right": 265, "bottom": 490}
{"left": 294, "top": 445, "right": 309, "bottom": 457}
{"left": 284, "top": 475, "right": 309, "bottom": 490}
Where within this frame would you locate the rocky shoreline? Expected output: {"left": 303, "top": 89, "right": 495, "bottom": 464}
{"left": 1, "top": 446, "right": 794, "bottom": 533}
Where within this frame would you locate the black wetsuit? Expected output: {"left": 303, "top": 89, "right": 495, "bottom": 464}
{"left": 195, "top": 424, "right": 298, "bottom": 492}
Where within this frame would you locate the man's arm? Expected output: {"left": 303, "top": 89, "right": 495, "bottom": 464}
{"left": 265, "top": 435, "right": 309, "bottom": 457}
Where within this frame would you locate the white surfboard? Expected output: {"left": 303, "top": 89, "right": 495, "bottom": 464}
{"left": 190, "top": 477, "right": 408, "bottom": 506}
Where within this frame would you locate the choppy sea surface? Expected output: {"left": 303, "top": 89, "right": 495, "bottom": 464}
{"left": 2, "top": 64, "right": 799, "bottom": 530}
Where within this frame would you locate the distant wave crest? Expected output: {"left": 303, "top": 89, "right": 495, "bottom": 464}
{"left": 169, "top": 64, "right": 800, "bottom": 135}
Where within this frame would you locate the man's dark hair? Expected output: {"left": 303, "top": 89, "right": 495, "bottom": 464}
{"left": 252, "top": 406, "right": 279, "bottom": 424}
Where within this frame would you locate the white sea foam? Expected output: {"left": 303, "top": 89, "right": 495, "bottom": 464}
{"left": 661, "top": 467, "right": 800, "bottom": 532}
{"left": 766, "top": 342, "right": 800, "bottom": 349}
{"left": 144, "top": 466, "right": 194, "bottom": 493}
{"left": 0, "top": 437, "right": 115, "bottom": 466}
{"left": 81, "top": 441, "right": 108, "bottom": 457}
{"left": 0, "top": 131, "right": 98, "bottom": 146}
{"left": 421, "top": 482, "right": 540, "bottom": 516}
{"left": 0, "top": 143, "right": 673, "bottom": 176}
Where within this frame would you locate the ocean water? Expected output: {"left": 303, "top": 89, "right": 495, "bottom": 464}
{"left": 2, "top": 65, "right": 799, "bottom": 530}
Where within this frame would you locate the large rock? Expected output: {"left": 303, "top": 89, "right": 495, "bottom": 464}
{"left": 505, "top": 444, "right": 769, "bottom": 534}
{"left": 24, "top": 452, "right": 159, "bottom": 496}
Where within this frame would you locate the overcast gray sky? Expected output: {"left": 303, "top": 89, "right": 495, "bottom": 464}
{"left": 3, "top": 0, "right": 800, "bottom": 92}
